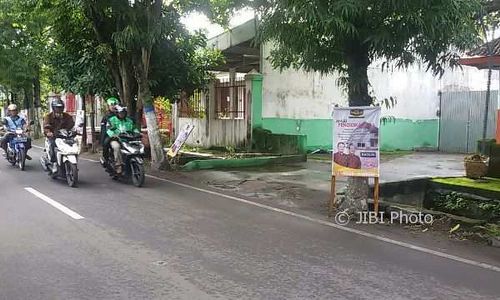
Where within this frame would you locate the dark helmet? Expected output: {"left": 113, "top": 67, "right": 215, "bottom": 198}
{"left": 51, "top": 99, "right": 65, "bottom": 112}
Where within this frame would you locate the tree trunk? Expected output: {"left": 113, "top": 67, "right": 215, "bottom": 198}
{"left": 118, "top": 53, "right": 135, "bottom": 110}
{"left": 90, "top": 95, "right": 97, "bottom": 153}
{"left": 33, "top": 73, "right": 42, "bottom": 138}
{"left": 23, "top": 87, "right": 30, "bottom": 112}
{"left": 337, "top": 44, "right": 372, "bottom": 215}
{"left": 136, "top": 47, "right": 167, "bottom": 170}
{"left": 81, "top": 94, "right": 88, "bottom": 152}
{"left": 345, "top": 44, "right": 372, "bottom": 107}
{"left": 139, "top": 81, "right": 167, "bottom": 169}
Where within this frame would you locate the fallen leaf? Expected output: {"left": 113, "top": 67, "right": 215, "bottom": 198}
{"left": 449, "top": 224, "right": 461, "bottom": 234}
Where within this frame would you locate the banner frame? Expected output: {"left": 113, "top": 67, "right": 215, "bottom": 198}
{"left": 329, "top": 106, "right": 381, "bottom": 216}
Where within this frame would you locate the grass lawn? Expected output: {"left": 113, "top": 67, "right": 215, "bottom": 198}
{"left": 432, "top": 177, "right": 500, "bottom": 192}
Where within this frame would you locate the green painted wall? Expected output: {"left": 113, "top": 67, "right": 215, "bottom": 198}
{"left": 379, "top": 119, "right": 439, "bottom": 151}
{"left": 248, "top": 72, "right": 438, "bottom": 151}
{"left": 261, "top": 118, "right": 438, "bottom": 151}
{"left": 249, "top": 74, "right": 263, "bottom": 129}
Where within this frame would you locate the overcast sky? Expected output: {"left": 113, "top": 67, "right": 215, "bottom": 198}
{"left": 181, "top": 8, "right": 255, "bottom": 38}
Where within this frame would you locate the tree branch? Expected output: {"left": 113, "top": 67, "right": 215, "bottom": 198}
{"left": 484, "top": 0, "right": 500, "bottom": 14}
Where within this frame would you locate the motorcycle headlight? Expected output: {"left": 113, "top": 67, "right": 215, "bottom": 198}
{"left": 15, "top": 129, "right": 23, "bottom": 135}
{"left": 55, "top": 138, "right": 78, "bottom": 153}
{"left": 123, "top": 143, "right": 140, "bottom": 154}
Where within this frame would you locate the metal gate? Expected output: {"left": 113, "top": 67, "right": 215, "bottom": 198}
{"left": 439, "top": 90, "right": 498, "bottom": 153}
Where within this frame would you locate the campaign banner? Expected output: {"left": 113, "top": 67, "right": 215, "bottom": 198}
{"left": 332, "top": 106, "right": 381, "bottom": 177}
{"left": 167, "top": 124, "right": 195, "bottom": 157}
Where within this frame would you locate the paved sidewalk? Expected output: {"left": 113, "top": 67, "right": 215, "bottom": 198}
{"left": 181, "top": 152, "right": 464, "bottom": 212}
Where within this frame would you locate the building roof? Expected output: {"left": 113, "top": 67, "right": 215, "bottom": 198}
{"left": 207, "top": 18, "right": 260, "bottom": 73}
{"left": 466, "top": 37, "right": 500, "bottom": 56}
{"left": 458, "top": 37, "right": 500, "bottom": 70}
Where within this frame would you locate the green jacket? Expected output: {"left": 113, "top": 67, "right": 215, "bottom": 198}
{"left": 106, "top": 116, "right": 140, "bottom": 138}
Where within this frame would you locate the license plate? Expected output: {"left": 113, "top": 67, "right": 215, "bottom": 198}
{"left": 14, "top": 137, "right": 27, "bottom": 143}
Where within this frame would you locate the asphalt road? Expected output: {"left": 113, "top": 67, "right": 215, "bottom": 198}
{"left": 0, "top": 148, "right": 499, "bottom": 300}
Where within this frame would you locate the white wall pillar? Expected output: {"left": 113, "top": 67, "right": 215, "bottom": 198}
{"left": 498, "top": 70, "right": 500, "bottom": 109}
{"left": 172, "top": 101, "right": 179, "bottom": 141}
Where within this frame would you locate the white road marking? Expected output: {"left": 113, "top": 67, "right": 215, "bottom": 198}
{"left": 30, "top": 145, "right": 500, "bottom": 272}
{"left": 24, "top": 187, "right": 84, "bottom": 220}
{"left": 146, "top": 175, "right": 500, "bottom": 273}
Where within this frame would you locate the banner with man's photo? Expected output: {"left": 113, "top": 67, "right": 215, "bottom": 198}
{"left": 332, "top": 106, "right": 381, "bottom": 177}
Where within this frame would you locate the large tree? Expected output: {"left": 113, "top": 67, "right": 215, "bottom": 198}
{"left": 257, "top": 0, "right": 483, "bottom": 213}
{"left": 80, "top": 0, "right": 227, "bottom": 169}
{"left": 43, "top": 0, "right": 227, "bottom": 169}
{"left": 45, "top": 0, "right": 115, "bottom": 96}
{"left": 0, "top": 0, "right": 50, "bottom": 137}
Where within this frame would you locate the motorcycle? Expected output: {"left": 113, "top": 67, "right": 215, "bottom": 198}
{"left": 4, "top": 120, "right": 34, "bottom": 171}
{"left": 40, "top": 129, "right": 81, "bottom": 187}
{"left": 101, "top": 132, "right": 145, "bottom": 187}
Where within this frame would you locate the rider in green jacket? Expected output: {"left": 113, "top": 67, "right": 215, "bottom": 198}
{"left": 106, "top": 106, "right": 140, "bottom": 174}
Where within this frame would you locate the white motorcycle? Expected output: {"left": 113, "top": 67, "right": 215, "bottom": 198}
{"left": 40, "top": 129, "right": 81, "bottom": 187}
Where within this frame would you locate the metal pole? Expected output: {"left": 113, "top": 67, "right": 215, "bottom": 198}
{"left": 479, "top": 12, "right": 494, "bottom": 154}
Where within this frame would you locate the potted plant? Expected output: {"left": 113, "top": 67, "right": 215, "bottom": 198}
{"left": 464, "top": 154, "right": 489, "bottom": 179}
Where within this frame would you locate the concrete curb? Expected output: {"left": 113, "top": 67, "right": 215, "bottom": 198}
{"left": 181, "top": 155, "right": 307, "bottom": 171}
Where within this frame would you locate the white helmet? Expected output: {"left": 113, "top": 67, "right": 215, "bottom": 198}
{"left": 7, "top": 104, "right": 17, "bottom": 111}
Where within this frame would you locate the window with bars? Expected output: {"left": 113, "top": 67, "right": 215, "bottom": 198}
{"left": 178, "top": 90, "right": 206, "bottom": 118}
{"left": 215, "top": 79, "right": 246, "bottom": 119}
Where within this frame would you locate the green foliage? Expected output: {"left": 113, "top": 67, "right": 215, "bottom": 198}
{"left": 43, "top": 0, "right": 116, "bottom": 95}
{"left": 433, "top": 191, "right": 500, "bottom": 221}
{"left": 175, "top": 0, "right": 254, "bottom": 25}
{"left": 482, "top": 223, "right": 500, "bottom": 237}
{"left": 435, "top": 192, "right": 471, "bottom": 211}
{"left": 154, "top": 96, "right": 172, "bottom": 115}
{"left": 257, "top": 0, "right": 483, "bottom": 105}
{"left": 149, "top": 30, "right": 224, "bottom": 99}
{"left": 0, "top": 0, "right": 49, "bottom": 107}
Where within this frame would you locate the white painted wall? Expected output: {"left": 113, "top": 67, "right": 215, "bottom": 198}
{"left": 261, "top": 44, "right": 346, "bottom": 119}
{"left": 177, "top": 80, "right": 250, "bottom": 149}
{"left": 178, "top": 116, "right": 248, "bottom": 148}
{"left": 178, "top": 117, "right": 210, "bottom": 148}
{"left": 262, "top": 43, "right": 497, "bottom": 120}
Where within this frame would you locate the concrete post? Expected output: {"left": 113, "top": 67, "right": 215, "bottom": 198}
{"left": 205, "top": 79, "right": 217, "bottom": 147}
{"left": 496, "top": 109, "right": 500, "bottom": 144}
{"left": 497, "top": 70, "right": 500, "bottom": 144}
{"left": 245, "top": 70, "right": 263, "bottom": 149}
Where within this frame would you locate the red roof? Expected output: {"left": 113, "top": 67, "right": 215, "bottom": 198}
{"left": 458, "top": 56, "right": 500, "bottom": 70}
{"left": 458, "top": 37, "right": 500, "bottom": 70}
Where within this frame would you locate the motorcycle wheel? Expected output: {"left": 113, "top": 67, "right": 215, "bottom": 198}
{"left": 130, "top": 160, "right": 145, "bottom": 187}
{"left": 65, "top": 161, "right": 79, "bottom": 188}
{"left": 50, "top": 166, "right": 58, "bottom": 179}
{"left": 8, "top": 152, "right": 16, "bottom": 166}
{"left": 18, "top": 151, "right": 25, "bottom": 171}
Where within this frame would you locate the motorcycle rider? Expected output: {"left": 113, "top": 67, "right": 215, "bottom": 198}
{"left": 106, "top": 105, "right": 140, "bottom": 174}
{"left": 100, "top": 97, "right": 120, "bottom": 165}
{"left": 1, "top": 104, "right": 32, "bottom": 159}
{"left": 43, "top": 98, "right": 75, "bottom": 173}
